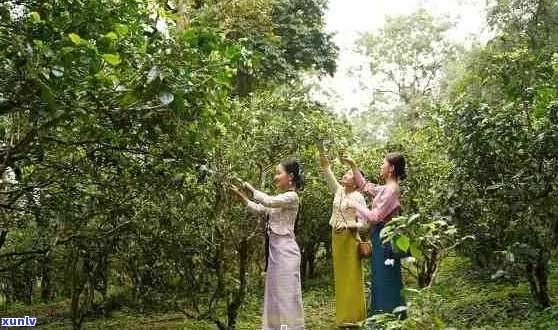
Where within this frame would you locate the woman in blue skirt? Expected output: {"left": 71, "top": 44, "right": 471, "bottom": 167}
{"left": 344, "top": 153, "right": 407, "bottom": 321}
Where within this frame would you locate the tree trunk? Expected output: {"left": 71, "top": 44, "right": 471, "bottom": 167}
{"left": 175, "top": 0, "right": 188, "bottom": 31}
{"left": 227, "top": 239, "right": 249, "bottom": 330}
{"left": 300, "top": 244, "right": 317, "bottom": 282}
{"left": 40, "top": 256, "right": 54, "bottom": 302}
{"left": 234, "top": 69, "right": 256, "bottom": 96}
{"left": 23, "top": 275, "right": 33, "bottom": 305}
{"left": 307, "top": 247, "right": 316, "bottom": 279}
{"left": 0, "top": 229, "right": 7, "bottom": 251}
{"left": 70, "top": 279, "right": 85, "bottom": 330}
{"left": 526, "top": 249, "right": 551, "bottom": 309}
{"left": 417, "top": 251, "right": 438, "bottom": 288}
{"left": 12, "top": 269, "right": 33, "bottom": 305}
{"left": 417, "top": 262, "right": 429, "bottom": 288}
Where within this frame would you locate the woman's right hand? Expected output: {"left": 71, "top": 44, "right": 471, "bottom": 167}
{"left": 229, "top": 185, "right": 245, "bottom": 201}
{"left": 317, "top": 144, "right": 330, "bottom": 168}
{"left": 319, "top": 150, "right": 330, "bottom": 168}
{"left": 342, "top": 154, "right": 357, "bottom": 168}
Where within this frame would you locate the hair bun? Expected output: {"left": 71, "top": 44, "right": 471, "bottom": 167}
{"left": 281, "top": 160, "right": 305, "bottom": 191}
{"left": 386, "top": 152, "right": 406, "bottom": 181}
{"left": 295, "top": 171, "right": 305, "bottom": 191}
{"left": 398, "top": 170, "right": 407, "bottom": 181}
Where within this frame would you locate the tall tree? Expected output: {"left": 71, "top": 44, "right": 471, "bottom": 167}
{"left": 440, "top": 0, "right": 558, "bottom": 309}
{"left": 355, "top": 8, "right": 459, "bottom": 131}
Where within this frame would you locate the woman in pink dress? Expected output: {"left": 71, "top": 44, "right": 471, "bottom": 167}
{"left": 230, "top": 160, "right": 305, "bottom": 330}
{"left": 344, "top": 152, "right": 407, "bottom": 320}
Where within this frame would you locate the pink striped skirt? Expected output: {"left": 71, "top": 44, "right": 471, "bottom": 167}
{"left": 262, "top": 232, "right": 304, "bottom": 330}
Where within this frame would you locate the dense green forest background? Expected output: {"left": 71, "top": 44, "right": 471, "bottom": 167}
{"left": 1, "top": 0, "right": 557, "bottom": 329}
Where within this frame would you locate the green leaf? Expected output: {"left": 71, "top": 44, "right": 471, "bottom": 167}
{"left": 172, "top": 173, "right": 185, "bottom": 182}
{"left": 139, "top": 42, "right": 148, "bottom": 54}
{"left": 395, "top": 235, "right": 410, "bottom": 252}
{"left": 102, "top": 54, "right": 121, "bottom": 66}
{"left": 69, "top": 33, "right": 83, "bottom": 45}
{"left": 94, "top": 72, "right": 106, "bottom": 81}
{"left": 115, "top": 24, "right": 129, "bottom": 36}
{"left": 29, "top": 11, "right": 41, "bottom": 23}
{"left": 61, "top": 47, "right": 75, "bottom": 54}
{"left": 225, "top": 46, "right": 241, "bottom": 61}
{"left": 410, "top": 242, "right": 422, "bottom": 257}
{"left": 120, "top": 92, "right": 137, "bottom": 106}
{"left": 215, "top": 121, "right": 227, "bottom": 135}
{"left": 534, "top": 105, "right": 549, "bottom": 118}
{"left": 40, "top": 84, "right": 55, "bottom": 110}
{"left": 214, "top": 72, "right": 232, "bottom": 87}
{"left": 169, "top": 93, "right": 186, "bottom": 112}
{"left": 104, "top": 32, "right": 118, "bottom": 40}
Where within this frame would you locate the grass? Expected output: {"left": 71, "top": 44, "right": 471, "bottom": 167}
{"left": 3, "top": 257, "right": 558, "bottom": 329}
{"left": 425, "top": 256, "right": 558, "bottom": 330}
{"left": 1, "top": 272, "right": 339, "bottom": 329}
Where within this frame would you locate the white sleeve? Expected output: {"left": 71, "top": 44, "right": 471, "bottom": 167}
{"left": 252, "top": 190, "right": 298, "bottom": 209}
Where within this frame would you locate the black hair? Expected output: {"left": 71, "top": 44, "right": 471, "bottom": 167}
{"left": 280, "top": 159, "right": 305, "bottom": 191}
{"left": 386, "top": 152, "right": 406, "bottom": 181}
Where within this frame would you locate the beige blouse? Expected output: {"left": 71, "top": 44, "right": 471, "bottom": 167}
{"left": 246, "top": 190, "right": 299, "bottom": 236}
{"left": 323, "top": 166, "right": 366, "bottom": 230}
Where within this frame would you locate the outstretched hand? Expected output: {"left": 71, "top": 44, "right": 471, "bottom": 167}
{"left": 229, "top": 184, "right": 246, "bottom": 201}
{"left": 231, "top": 177, "right": 254, "bottom": 195}
{"left": 241, "top": 181, "right": 254, "bottom": 191}
{"left": 342, "top": 154, "right": 356, "bottom": 168}
{"left": 318, "top": 143, "right": 331, "bottom": 168}
{"left": 318, "top": 151, "right": 330, "bottom": 168}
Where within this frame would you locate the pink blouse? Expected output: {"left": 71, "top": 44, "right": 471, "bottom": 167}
{"left": 353, "top": 170, "right": 401, "bottom": 223}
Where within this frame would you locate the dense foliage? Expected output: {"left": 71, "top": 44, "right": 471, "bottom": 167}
{"left": 1, "top": 0, "right": 558, "bottom": 329}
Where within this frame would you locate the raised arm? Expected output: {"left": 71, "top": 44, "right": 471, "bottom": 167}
{"left": 246, "top": 200, "right": 269, "bottom": 215}
{"left": 343, "top": 155, "right": 378, "bottom": 197}
{"left": 230, "top": 185, "right": 270, "bottom": 215}
{"left": 238, "top": 182, "right": 299, "bottom": 209}
{"left": 354, "top": 193, "right": 367, "bottom": 223}
{"left": 353, "top": 169, "right": 379, "bottom": 197}
{"left": 319, "top": 149, "right": 340, "bottom": 193}
{"left": 353, "top": 187, "right": 400, "bottom": 223}
{"left": 252, "top": 190, "right": 298, "bottom": 209}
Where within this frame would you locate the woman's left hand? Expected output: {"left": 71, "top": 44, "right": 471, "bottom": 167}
{"left": 342, "top": 154, "right": 357, "bottom": 168}
{"left": 242, "top": 181, "right": 255, "bottom": 192}
{"left": 229, "top": 185, "right": 245, "bottom": 201}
